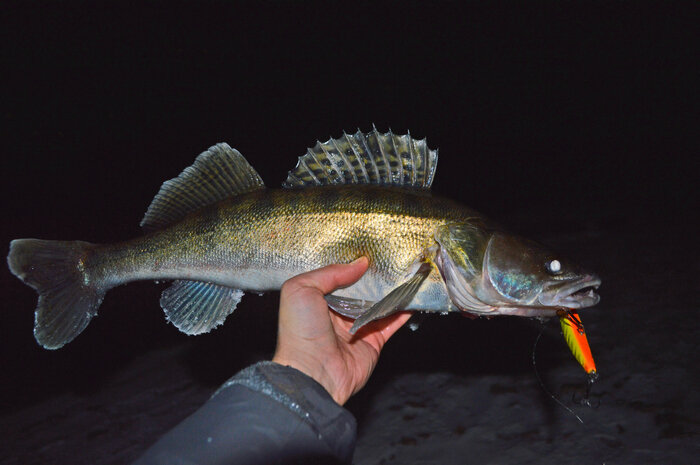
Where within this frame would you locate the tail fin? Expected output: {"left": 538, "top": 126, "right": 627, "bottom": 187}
{"left": 7, "top": 239, "right": 105, "bottom": 349}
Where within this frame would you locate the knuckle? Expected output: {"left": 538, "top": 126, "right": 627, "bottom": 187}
{"left": 281, "top": 276, "right": 314, "bottom": 297}
{"left": 280, "top": 279, "right": 301, "bottom": 295}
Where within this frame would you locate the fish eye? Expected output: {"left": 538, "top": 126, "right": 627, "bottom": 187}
{"left": 547, "top": 259, "right": 562, "bottom": 274}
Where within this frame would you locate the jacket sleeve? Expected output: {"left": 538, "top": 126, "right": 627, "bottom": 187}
{"left": 132, "top": 361, "right": 357, "bottom": 465}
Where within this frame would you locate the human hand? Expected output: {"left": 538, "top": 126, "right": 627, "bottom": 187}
{"left": 272, "top": 257, "right": 411, "bottom": 405}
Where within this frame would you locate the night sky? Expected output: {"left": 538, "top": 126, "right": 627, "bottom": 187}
{"left": 0, "top": 2, "right": 695, "bottom": 463}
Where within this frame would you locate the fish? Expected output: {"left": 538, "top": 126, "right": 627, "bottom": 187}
{"left": 7, "top": 128, "right": 602, "bottom": 350}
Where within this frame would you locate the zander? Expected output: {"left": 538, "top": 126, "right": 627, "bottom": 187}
{"left": 8, "top": 128, "right": 601, "bottom": 349}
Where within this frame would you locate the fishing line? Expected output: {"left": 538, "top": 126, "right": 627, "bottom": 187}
{"left": 531, "top": 323, "right": 584, "bottom": 424}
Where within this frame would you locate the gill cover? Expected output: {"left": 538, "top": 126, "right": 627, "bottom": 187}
{"left": 481, "top": 233, "right": 549, "bottom": 306}
{"left": 434, "top": 223, "right": 495, "bottom": 314}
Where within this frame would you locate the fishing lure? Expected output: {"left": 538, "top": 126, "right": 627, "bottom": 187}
{"left": 559, "top": 309, "right": 599, "bottom": 407}
{"left": 558, "top": 309, "right": 597, "bottom": 376}
{"left": 531, "top": 310, "right": 599, "bottom": 422}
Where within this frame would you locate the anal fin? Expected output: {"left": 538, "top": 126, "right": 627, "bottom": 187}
{"left": 160, "top": 280, "right": 244, "bottom": 335}
{"left": 349, "top": 262, "right": 432, "bottom": 335}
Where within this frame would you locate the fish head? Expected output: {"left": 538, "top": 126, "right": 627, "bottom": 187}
{"left": 435, "top": 225, "right": 601, "bottom": 317}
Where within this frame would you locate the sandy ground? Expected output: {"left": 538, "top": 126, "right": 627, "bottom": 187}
{"left": 1, "top": 227, "right": 696, "bottom": 464}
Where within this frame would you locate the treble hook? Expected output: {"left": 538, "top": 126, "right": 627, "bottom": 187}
{"left": 572, "top": 371, "right": 600, "bottom": 408}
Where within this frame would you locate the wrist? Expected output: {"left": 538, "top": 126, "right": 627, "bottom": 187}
{"left": 272, "top": 352, "right": 341, "bottom": 404}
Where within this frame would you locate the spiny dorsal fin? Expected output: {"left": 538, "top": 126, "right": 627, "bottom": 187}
{"left": 141, "top": 143, "right": 265, "bottom": 230}
{"left": 283, "top": 126, "right": 438, "bottom": 189}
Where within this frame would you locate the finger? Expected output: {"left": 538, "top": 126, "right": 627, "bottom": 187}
{"left": 377, "top": 311, "right": 413, "bottom": 340}
{"left": 282, "top": 257, "right": 369, "bottom": 297}
{"left": 346, "top": 311, "right": 412, "bottom": 343}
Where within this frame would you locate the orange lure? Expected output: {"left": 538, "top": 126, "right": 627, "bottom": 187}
{"left": 558, "top": 310, "right": 597, "bottom": 376}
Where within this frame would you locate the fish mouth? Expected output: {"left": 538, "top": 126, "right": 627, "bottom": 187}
{"left": 540, "top": 274, "right": 602, "bottom": 309}
{"left": 489, "top": 275, "right": 601, "bottom": 318}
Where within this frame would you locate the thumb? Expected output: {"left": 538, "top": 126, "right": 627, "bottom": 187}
{"left": 281, "top": 257, "right": 369, "bottom": 298}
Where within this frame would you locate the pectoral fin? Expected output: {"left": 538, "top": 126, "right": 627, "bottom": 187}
{"left": 325, "top": 295, "right": 375, "bottom": 318}
{"left": 349, "top": 262, "right": 432, "bottom": 335}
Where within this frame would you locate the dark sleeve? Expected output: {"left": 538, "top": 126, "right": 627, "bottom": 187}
{"left": 132, "top": 362, "right": 357, "bottom": 465}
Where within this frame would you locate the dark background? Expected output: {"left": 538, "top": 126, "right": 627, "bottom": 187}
{"left": 0, "top": 1, "right": 696, "bottom": 463}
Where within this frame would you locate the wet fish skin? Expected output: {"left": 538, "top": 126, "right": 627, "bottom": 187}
{"left": 7, "top": 129, "right": 601, "bottom": 349}
{"left": 91, "top": 186, "right": 482, "bottom": 308}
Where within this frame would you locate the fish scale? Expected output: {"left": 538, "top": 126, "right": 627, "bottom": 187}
{"left": 97, "top": 186, "right": 472, "bottom": 302}
{"left": 7, "top": 128, "right": 600, "bottom": 351}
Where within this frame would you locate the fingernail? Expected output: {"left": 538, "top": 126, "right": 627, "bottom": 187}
{"left": 351, "top": 256, "right": 368, "bottom": 265}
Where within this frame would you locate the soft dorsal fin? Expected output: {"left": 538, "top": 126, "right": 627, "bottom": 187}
{"left": 141, "top": 143, "right": 265, "bottom": 230}
{"left": 283, "top": 127, "right": 438, "bottom": 189}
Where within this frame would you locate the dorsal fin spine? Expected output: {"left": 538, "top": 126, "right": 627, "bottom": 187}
{"left": 399, "top": 133, "right": 407, "bottom": 184}
{"left": 299, "top": 158, "right": 320, "bottom": 185}
{"left": 407, "top": 130, "right": 416, "bottom": 185}
{"left": 419, "top": 138, "right": 428, "bottom": 188}
{"left": 328, "top": 141, "right": 348, "bottom": 183}
{"left": 307, "top": 148, "right": 325, "bottom": 184}
{"left": 344, "top": 131, "right": 370, "bottom": 181}
{"left": 319, "top": 142, "right": 343, "bottom": 184}
{"left": 373, "top": 126, "right": 391, "bottom": 180}
{"left": 283, "top": 128, "right": 438, "bottom": 189}
{"left": 388, "top": 129, "right": 404, "bottom": 184}
{"left": 332, "top": 137, "right": 358, "bottom": 183}
{"left": 356, "top": 130, "right": 380, "bottom": 182}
